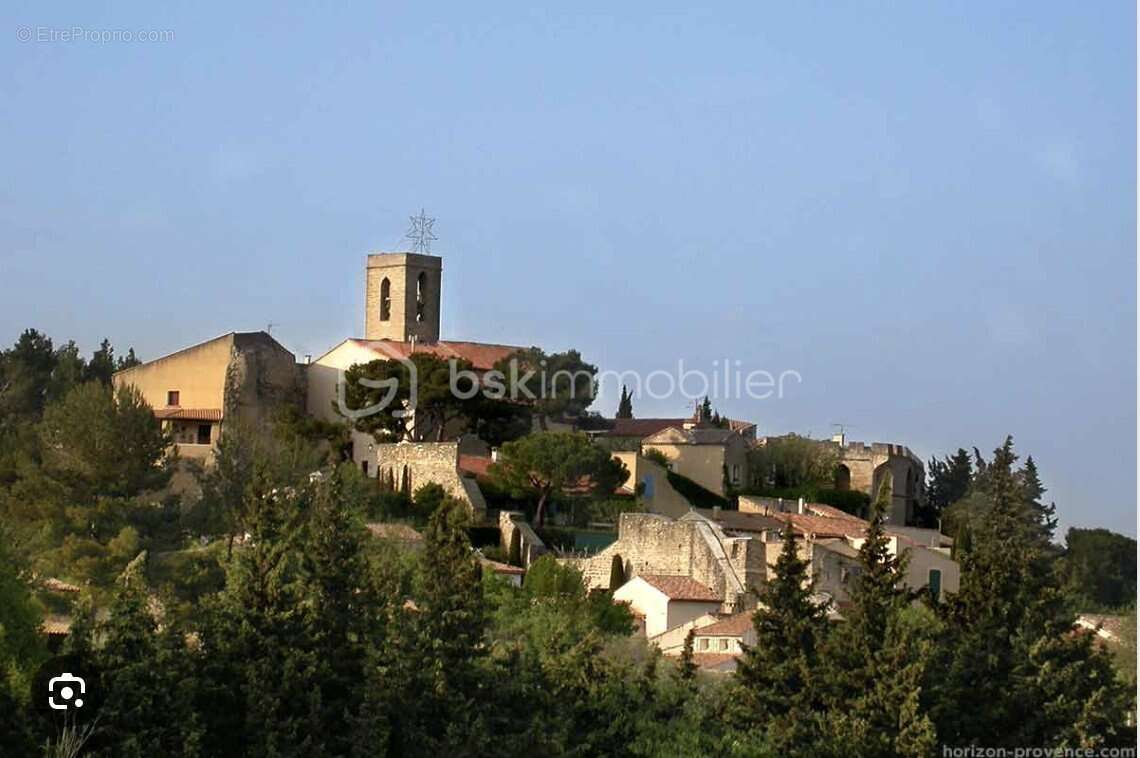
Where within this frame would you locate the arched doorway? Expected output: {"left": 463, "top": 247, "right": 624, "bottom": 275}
{"left": 835, "top": 464, "right": 851, "bottom": 491}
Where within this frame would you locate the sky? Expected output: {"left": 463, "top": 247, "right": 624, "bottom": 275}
{"left": 2, "top": 2, "right": 1135, "bottom": 536}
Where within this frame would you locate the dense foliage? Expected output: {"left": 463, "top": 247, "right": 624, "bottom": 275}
{"left": 0, "top": 331, "right": 1134, "bottom": 755}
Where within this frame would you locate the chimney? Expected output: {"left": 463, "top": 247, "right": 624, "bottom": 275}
{"left": 713, "top": 505, "right": 722, "bottom": 520}
{"left": 797, "top": 497, "right": 805, "bottom": 515}
{"left": 490, "top": 447, "right": 499, "bottom": 462}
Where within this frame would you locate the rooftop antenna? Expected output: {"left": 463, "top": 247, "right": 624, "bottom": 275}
{"left": 831, "top": 423, "right": 854, "bottom": 444}
{"left": 404, "top": 208, "right": 437, "bottom": 253}
{"left": 267, "top": 322, "right": 278, "bottom": 335}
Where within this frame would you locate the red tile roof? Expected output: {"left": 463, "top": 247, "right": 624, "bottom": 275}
{"left": 347, "top": 339, "right": 522, "bottom": 371}
{"left": 638, "top": 574, "right": 721, "bottom": 602}
{"left": 481, "top": 557, "right": 525, "bottom": 576}
{"left": 154, "top": 408, "right": 223, "bottom": 422}
{"left": 690, "top": 652, "right": 738, "bottom": 670}
{"left": 804, "top": 503, "right": 865, "bottom": 522}
{"left": 458, "top": 454, "right": 493, "bottom": 479}
{"left": 695, "top": 611, "right": 753, "bottom": 638}
{"left": 603, "top": 418, "right": 690, "bottom": 438}
{"left": 768, "top": 511, "right": 867, "bottom": 539}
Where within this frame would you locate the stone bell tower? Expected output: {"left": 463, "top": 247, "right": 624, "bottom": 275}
{"left": 364, "top": 253, "right": 442, "bottom": 343}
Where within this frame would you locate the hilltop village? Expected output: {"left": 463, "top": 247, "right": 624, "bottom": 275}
{"left": 2, "top": 248, "right": 1133, "bottom": 754}
{"left": 109, "top": 249, "right": 955, "bottom": 672}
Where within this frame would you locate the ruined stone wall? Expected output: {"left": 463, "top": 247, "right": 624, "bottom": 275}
{"left": 225, "top": 333, "right": 303, "bottom": 426}
{"left": 374, "top": 441, "right": 484, "bottom": 515}
{"left": 565, "top": 513, "right": 758, "bottom": 610}
{"left": 498, "top": 511, "right": 547, "bottom": 567}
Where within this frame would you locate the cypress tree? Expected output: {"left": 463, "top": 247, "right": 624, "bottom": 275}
{"left": 608, "top": 553, "right": 625, "bottom": 590}
{"left": 733, "top": 524, "right": 827, "bottom": 732}
{"left": 616, "top": 386, "right": 633, "bottom": 419}
{"left": 677, "top": 628, "right": 698, "bottom": 684}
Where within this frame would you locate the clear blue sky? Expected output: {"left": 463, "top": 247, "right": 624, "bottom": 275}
{"left": 2, "top": 2, "right": 1135, "bottom": 536}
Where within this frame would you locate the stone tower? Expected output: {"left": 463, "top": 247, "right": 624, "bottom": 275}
{"left": 364, "top": 252, "right": 442, "bottom": 342}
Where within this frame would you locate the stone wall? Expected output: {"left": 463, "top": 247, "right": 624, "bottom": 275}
{"left": 836, "top": 441, "right": 924, "bottom": 524}
{"left": 564, "top": 512, "right": 762, "bottom": 612}
{"left": 498, "top": 511, "right": 547, "bottom": 567}
{"left": 374, "top": 441, "right": 485, "bottom": 515}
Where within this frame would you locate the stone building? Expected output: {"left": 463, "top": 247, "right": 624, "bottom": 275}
{"left": 371, "top": 440, "right": 487, "bottom": 515}
{"left": 565, "top": 511, "right": 768, "bottom": 613}
{"left": 829, "top": 434, "right": 925, "bottom": 524}
{"left": 306, "top": 251, "right": 524, "bottom": 475}
{"left": 111, "top": 331, "right": 303, "bottom": 462}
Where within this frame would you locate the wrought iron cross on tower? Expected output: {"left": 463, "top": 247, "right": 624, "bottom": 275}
{"left": 404, "top": 208, "right": 437, "bottom": 253}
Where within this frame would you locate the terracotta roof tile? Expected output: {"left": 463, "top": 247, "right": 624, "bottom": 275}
{"left": 695, "top": 611, "right": 753, "bottom": 638}
{"left": 690, "top": 652, "right": 739, "bottom": 670}
{"left": 348, "top": 339, "right": 522, "bottom": 371}
{"left": 602, "top": 418, "right": 690, "bottom": 438}
{"left": 154, "top": 408, "right": 223, "bottom": 422}
{"left": 638, "top": 574, "right": 720, "bottom": 602}
{"left": 458, "top": 454, "right": 493, "bottom": 478}
{"left": 480, "top": 557, "right": 525, "bottom": 575}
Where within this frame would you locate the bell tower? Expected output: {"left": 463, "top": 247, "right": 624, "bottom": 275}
{"left": 364, "top": 253, "right": 442, "bottom": 342}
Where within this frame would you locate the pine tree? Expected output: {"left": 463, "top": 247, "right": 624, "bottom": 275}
{"left": 818, "top": 472, "right": 930, "bottom": 756}
{"left": 933, "top": 436, "right": 1128, "bottom": 747}
{"left": 84, "top": 338, "right": 116, "bottom": 385}
{"left": 92, "top": 566, "right": 204, "bottom": 755}
{"left": 733, "top": 524, "right": 827, "bottom": 734}
{"left": 392, "top": 498, "right": 490, "bottom": 755}
{"left": 616, "top": 385, "right": 633, "bottom": 419}
{"left": 1019, "top": 455, "right": 1057, "bottom": 545}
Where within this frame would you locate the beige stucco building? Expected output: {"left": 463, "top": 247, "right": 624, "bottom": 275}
{"left": 612, "top": 574, "right": 724, "bottom": 638}
{"left": 111, "top": 331, "right": 302, "bottom": 461}
{"left": 641, "top": 425, "right": 750, "bottom": 497}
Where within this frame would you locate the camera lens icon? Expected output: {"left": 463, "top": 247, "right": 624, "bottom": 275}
{"left": 48, "top": 673, "right": 86, "bottom": 710}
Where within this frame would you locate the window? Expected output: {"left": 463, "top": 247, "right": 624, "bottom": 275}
{"left": 196, "top": 423, "right": 211, "bottom": 445}
{"left": 699, "top": 638, "right": 709, "bottom": 651}
{"left": 416, "top": 271, "right": 427, "bottom": 322}
{"left": 731, "top": 464, "right": 741, "bottom": 483}
{"left": 380, "top": 277, "right": 391, "bottom": 321}
{"left": 167, "top": 390, "right": 180, "bottom": 407}
{"left": 719, "top": 638, "right": 729, "bottom": 651}
{"left": 361, "top": 460, "right": 370, "bottom": 476}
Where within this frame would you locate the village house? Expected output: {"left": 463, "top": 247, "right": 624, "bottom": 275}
{"left": 111, "top": 331, "right": 303, "bottom": 462}
{"left": 612, "top": 574, "right": 724, "bottom": 638}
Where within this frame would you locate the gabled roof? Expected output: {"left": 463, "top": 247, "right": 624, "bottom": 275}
{"left": 602, "top": 418, "right": 690, "bottom": 438}
{"left": 643, "top": 426, "right": 736, "bottom": 446}
{"left": 602, "top": 417, "right": 755, "bottom": 439}
{"left": 637, "top": 574, "right": 720, "bottom": 603}
{"left": 481, "top": 557, "right": 525, "bottom": 576}
{"left": 113, "top": 331, "right": 293, "bottom": 378}
{"left": 694, "top": 611, "right": 753, "bottom": 638}
{"left": 339, "top": 338, "right": 522, "bottom": 371}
